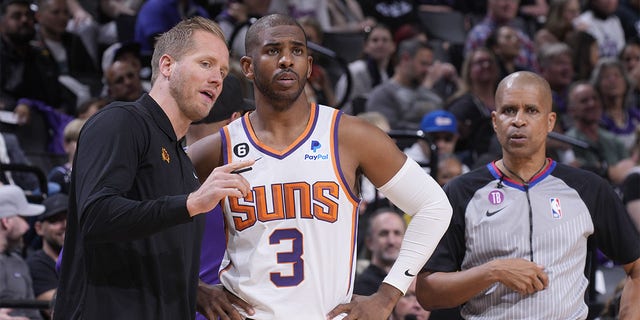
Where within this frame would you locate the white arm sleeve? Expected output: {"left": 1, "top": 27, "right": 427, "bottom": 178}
{"left": 377, "top": 158, "right": 452, "bottom": 294}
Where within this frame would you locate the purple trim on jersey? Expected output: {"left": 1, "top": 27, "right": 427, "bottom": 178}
{"left": 347, "top": 207, "right": 359, "bottom": 295}
{"left": 333, "top": 111, "right": 360, "bottom": 201}
{"left": 487, "top": 159, "right": 556, "bottom": 191}
{"left": 220, "top": 127, "right": 229, "bottom": 165}
{"left": 240, "top": 104, "right": 320, "bottom": 159}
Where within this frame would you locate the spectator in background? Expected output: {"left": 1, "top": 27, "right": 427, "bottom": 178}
{"left": 435, "top": 154, "right": 464, "bottom": 187}
{"left": 486, "top": 25, "right": 528, "bottom": 80}
{"left": 354, "top": 207, "right": 406, "bottom": 296}
{"left": 404, "top": 110, "right": 469, "bottom": 174}
{"left": 0, "top": 185, "right": 45, "bottom": 320}
{"left": 537, "top": 42, "right": 574, "bottom": 126}
{"left": 75, "top": 96, "right": 108, "bottom": 119}
{"left": 325, "top": 0, "right": 376, "bottom": 33}
{"left": 565, "top": 81, "right": 635, "bottom": 185}
{"left": 34, "top": 0, "right": 98, "bottom": 74}
{"left": 621, "top": 131, "right": 639, "bottom": 231}
{"left": 1, "top": 0, "right": 77, "bottom": 173}
{"left": 34, "top": 0, "right": 101, "bottom": 101}
{"left": 566, "top": 30, "right": 600, "bottom": 81}
{"left": 0, "top": 132, "right": 40, "bottom": 192}
{"left": 104, "top": 60, "right": 145, "bottom": 102}
{"left": 615, "top": 0, "right": 640, "bottom": 42}
{"left": 534, "top": 0, "right": 583, "bottom": 48}
{"left": 574, "top": 0, "right": 626, "bottom": 58}
{"left": 27, "top": 194, "right": 68, "bottom": 320}
{"left": 215, "top": 0, "right": 271, "bottom": 61}
{"left": 366, "top": 39, "right": 443, "bottom": 130}
{"left": 101, "top": 41, "right": 151, "bottom": 91}
{"left": 134, "top": 0, "right": 209, "bottom": 58}
{"left": 0, "top": 0, "right": 71, "bottom": 111}
{"left": 64, "top": 0, "right": 143, "bottom": 64}
{"left": 358, "top": 0, "right": 419, "bottom": 34}
{"left": 591, "top": 57, "right": 640, "bottom": 149}
{"left": 390, "top": 279, "right": 430, "bottom": 320}
{"left": 274, "top": 0, "right": 376, "bottom": 33}
{"left": 299, "top": 16, "right": 336, "bottom": 106}
{"left": 447, "top": 47, "right": 500, "bottom": 168}
{"left": 354, "top": 111, "right": 392, "bottom": 214}
{"left": 620, "top": 41, "right": 640, "bottom": 106}
{"left": 392, "top": 23, "right": 428, "bottom": 47}
{"left": 465, "top": 0, "right": 537, "bottom": 71}
{"left": 47, "top": 118, "right": 84, "bottom": 195}
{"left": 334, "top": 24, "right": 396, "bottom": 114}
{"left": 97, "top": 0, "right": 144, "bottom": 42}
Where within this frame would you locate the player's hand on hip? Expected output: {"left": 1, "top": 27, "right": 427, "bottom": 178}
{"left": 490, "top": 258, "right": 549, "bottom": 295}
{"left": 196, "top": 282, "right": 254, "bottom": 320}
{"left": 187, "top": 159, "right": 255, "bottom": 216}
{"left": 327, "top": 284, "right": 400, "bottom": 320}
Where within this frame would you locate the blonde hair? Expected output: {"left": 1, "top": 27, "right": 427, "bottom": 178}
{"left": 151, "top": 16, "right": 226, "bottom": 83}
{"left": 63, "top": 119, "right": 86, "bottom": 142}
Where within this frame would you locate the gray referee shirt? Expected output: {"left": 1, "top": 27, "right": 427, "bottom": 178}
{"left": 423, "top": 160, "right": 640, "bottom": 319}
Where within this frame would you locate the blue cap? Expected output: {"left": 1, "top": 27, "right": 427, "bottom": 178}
{"left": 420, "top": 110, "right": 457, "bottom": 133}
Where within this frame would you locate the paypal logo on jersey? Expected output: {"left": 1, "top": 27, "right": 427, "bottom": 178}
{"left": 311, "top": 140, "right": 321, "bottom": 152}
{"left": 304, "top": 140, "right": 329, "bottom": 160}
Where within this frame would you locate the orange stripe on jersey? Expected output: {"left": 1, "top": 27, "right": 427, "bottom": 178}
{"left": 245, "top": 103, "right": 318, "bottom": 156}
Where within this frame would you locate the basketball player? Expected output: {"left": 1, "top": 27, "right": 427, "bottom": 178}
{"left": 188, "top": 14, "right": 452, "bottom": 320}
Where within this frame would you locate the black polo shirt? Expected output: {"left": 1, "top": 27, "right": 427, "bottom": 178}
{"left": 54, "top": 94, "right": 205, "bottom": 320}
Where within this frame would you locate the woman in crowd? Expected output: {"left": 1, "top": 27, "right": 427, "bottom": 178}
{"left": 620, "top": 42, "right": 640, "bottom": 108}
{"left": 591, "top": 58, "right": 640, "bottom": 150}
{"left": 446, "top": 47, "right": 500, "bottom": 168}
{"left": 334, "top": 24, "right": 396, "bottom": 114}
{"left": 534, "top": 0, "right": 583, "bottom": 48}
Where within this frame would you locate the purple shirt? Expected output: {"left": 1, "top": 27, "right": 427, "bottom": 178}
{"left": 195, "top": 205, "right": 226, "bottom": 320}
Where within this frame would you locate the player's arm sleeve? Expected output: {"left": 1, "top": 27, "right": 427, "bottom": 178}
{"left": 377, "top": 158, "right": 453, "bottom": 294}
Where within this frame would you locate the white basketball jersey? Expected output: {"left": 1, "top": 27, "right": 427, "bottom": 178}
{"left": 218, "top": 104, "right": 360, "bottom": 319}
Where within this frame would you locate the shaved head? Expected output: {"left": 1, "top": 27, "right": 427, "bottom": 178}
{"left": 244, "top": 13, "right": 305, "bottom": 57}
{"left": 496, "top": 71, "right": 553, "bottom": 112}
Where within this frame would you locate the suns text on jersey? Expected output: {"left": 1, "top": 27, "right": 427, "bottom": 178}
{"left": 228, "top": 181, "right": 340, "bottom": 231}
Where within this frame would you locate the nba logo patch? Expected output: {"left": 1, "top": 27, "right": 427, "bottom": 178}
{"left": 549, "top": 198, "right": 562, "bottom": 219}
